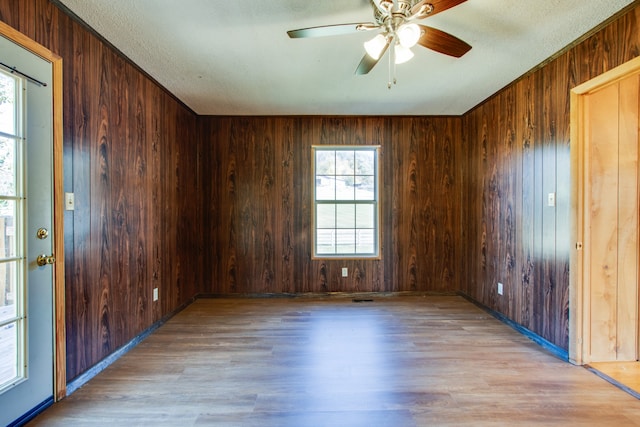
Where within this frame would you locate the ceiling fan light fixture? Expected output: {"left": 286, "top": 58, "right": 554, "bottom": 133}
{"left": 364, "top": 34, "right": 388, "bottom": 60}
{"left": 397, "top": 23, "right": 421, "bottom": 48}
{"left": 394, "top": 44, "right": 414, "bottom": 64}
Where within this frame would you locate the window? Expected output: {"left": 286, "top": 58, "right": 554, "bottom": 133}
{"left": 313, "top": 146, "right": 380, "bottom": 258}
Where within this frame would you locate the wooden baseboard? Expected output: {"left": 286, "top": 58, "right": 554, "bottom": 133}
{"left": 196, "top": 290, "right": 458, "bottom": 299}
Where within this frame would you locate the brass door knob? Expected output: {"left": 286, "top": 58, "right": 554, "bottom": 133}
{"left": 36, "top": 254, "right": 56, "bottom": 266}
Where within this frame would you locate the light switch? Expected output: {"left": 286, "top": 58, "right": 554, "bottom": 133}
{"left": 65, "top": 192, "right": 75, "bottom": 211}
{"left": 547, "top": 192, "right": 556, "bottom": 207}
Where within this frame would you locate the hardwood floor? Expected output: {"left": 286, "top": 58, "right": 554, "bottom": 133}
{"left": 588, "top": 362, "right": 640, "bottom": 398}
{"left": 28, "top": 296, "right": 640, "bottom": 426}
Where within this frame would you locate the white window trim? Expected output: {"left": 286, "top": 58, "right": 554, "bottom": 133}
{"left": 311, "top": 145, "right": 381, "bottom": 259}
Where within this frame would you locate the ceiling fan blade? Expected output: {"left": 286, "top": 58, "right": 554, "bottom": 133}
{"left": 417, "top": 25, "right": 471, "bottom": 57}
{"left": 355, "top": 54, "right": 379, "bottom": 75}
{"left": 355, "top": 38, "right": 391, "bottom": 75}
{"left": 287, "top": 23, "right": 378, "bottom": 38}
{"left": 411, "top": 0, "right": 467, "bottom": 17}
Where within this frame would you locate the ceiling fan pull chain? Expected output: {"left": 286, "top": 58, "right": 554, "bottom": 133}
{"left": 393, "top": 44, "right": 398, "bottom": 86}
{"left": 389, "top": 39, "right": 397, "bottom": 88}
{"left": 388, "top": 40, "right": 392, "bottom": 89}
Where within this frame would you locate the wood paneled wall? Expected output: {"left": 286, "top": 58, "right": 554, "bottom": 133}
{"left": 5, "top": 0, "right": 639, "bottom": 386}
{"left": 0, "top": 0, "right": 206, "bottom": 381}
{"left": 460, "top": 5, "right": 640, "bottom": 349}
{"left": 202, "top": 117, "right": 463, "bottom": 295}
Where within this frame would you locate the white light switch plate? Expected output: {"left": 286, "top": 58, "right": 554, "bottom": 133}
{"left": 65, "top": 192, "right": 75, "bottom": 210}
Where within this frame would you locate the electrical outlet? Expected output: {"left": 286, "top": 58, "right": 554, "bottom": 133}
{"left": 153, "top": 288, "right": 158, "bottom": 301}
{"left": 497, "top": 282, "right": 504, "bottom": 295}
{"left": 341, "top": 267, "right": 348, "bottom": 277}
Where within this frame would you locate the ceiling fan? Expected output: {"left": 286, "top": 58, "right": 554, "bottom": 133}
{"left": 287, "top": 0, "right": 471, "bottom": 85}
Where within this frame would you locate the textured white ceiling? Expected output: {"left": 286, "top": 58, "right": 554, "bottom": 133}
{"left": 57, "top": 0, "right": 635, "bottom": 116}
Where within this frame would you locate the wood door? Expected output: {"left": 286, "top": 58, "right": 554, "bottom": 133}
{"left": 570, "top": 57, "right": 640, "bottom": 364}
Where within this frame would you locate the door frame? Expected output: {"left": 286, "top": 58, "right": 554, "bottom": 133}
{"left": 0, "top": 21, "right": 66, "bottom": 399}
{"left": 570, "top": 55, "right": 640, "bottom": 365}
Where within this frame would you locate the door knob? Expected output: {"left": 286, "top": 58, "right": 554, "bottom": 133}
{"left": 36, "top": 254, "right": 56, "bottom": 266}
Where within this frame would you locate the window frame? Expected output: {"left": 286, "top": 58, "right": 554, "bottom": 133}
{"left": 311, "top": 145, "right": 381, "bottom": 259}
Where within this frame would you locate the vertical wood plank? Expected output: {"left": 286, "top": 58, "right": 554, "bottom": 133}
{"left": 586, "top": 83, "right": 620, "bottom": 361}
{"left": 554, "top": 53, "right": 572, "bottom": 350}
{"left": 541, "top": 61, "right": 558, "bottom": 343}
{"left": 616, "top": 74, "right": 639, "bottom": 360}
{"left": 517, "top": 75, "right": 535, "bottom": 330}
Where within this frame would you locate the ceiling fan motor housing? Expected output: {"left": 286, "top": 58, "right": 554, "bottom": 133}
{"left": 372, "top": 0, "right": 424, "bottom": 25}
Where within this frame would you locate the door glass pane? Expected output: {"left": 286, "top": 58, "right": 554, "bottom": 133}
{"left": 0, "top": 261, "right": 17, "bottom": 322}
{"left": 0, "top": 200, "right": 17, "bottom": 259}
{"left": 0, "top": 69, "right": 24, "bottom": 394}
{"left": 0, "top": 72, "right": 16, "bottom": 135}
{"left": 0, "top": 322, "right": 17, "bottom": 385}
{"left": 0, "top": 137, "right": 17, "bottom": 197}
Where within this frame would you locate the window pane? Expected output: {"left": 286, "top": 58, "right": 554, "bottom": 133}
{"left": 355, "top": 150, "right": 374, "bottom": 175}
{"left": 336, "top": 178, "right": 354, "bottom": 200}
{"left": 356, "top": 204, "right": 374, "bottom": 228}
{"left": 336, "top": 204, "right": 355, "bottom": 228}
{"left": 316, "top": 204, "right": 335, "bottom": 228}
{"left": 0, "top": 137, "right": 17, "bottom": 197}
{"left": 335, "top": 150, "right": 354, "bottom": 175}
{"left": 316, "top": 229, "right": 335, "bottom": 254}
{"left": 336, "top": 229, "right": 355, "bottom": 253}
{"left": 356, "top": 229, "right": 375, "bottom": 254}
{"left": 355, "top": 175, "right": 374, "bottom": 200}
{"left": 0, "top": 73, "right": 16, "bottom": 135}
{"left": 315, "top": 150, "right": 335, "bottom": 174}
{"left": 315, "top": 176, "right": 336, "bottom": 200}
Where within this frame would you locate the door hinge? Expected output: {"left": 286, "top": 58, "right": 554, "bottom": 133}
{"left": 575, "top": 242, "right": 583, "bottom": 250}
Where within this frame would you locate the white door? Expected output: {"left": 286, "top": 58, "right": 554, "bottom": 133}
{"left": 0, "top": 34, "right": 55, "bottom": 426}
